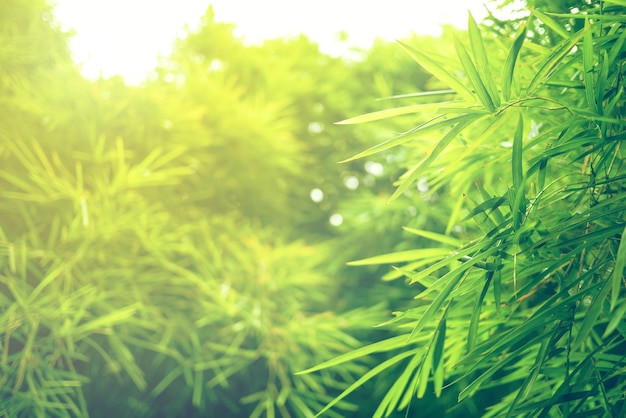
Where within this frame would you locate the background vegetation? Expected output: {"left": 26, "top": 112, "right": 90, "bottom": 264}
{"left": 1, "top": 0, "right": 624, "bottom": 417}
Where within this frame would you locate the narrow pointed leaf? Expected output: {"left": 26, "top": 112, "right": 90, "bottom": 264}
{"left": 573, "top": 277, "right": 613, "bottom": 349}
{"left": 468, "top": 12, "right": 500, "bottom": 107}
{"left": 407, "top": 246, "right": 498, "bottom": 343}
{"left": 502, "top": 18, "right": 529, "bottom": 101}
{"left": 388, "top": 114, "right": 481, "bottom": 202}
{"left": 402, "top": 227, "right": 463, "bottom": 247}
{"left": 455, "top": 36, "right": 495, "bottom": 112}
{"left": 468, "top": 273, "right": 492, "bottom": 352}
{"left": 397, "top": 40, "right": 476, "bottom": 103}
{"left": 603, "top": 297, "right": 626, "bottom": 338}
{"left": 338, "top": 115, "right": 449, "bottom": 163}
{"left": 311, "top": 350, "right": 415, "bottom": 418}
{"left": 583, "top": 18, "right": 598, "bottom": 114}
{"left": 296, "top": 334, "right": 409, "bottom": 375}
{"left": 512, "top": 115, "right": 525, "bottom": 230}
{"left": 336, "top": 102, "right": 457, "bottom": 125}
{"left": 610, "top": 225, "right": 626, "bottom": 311}
{"left": 527, "top": 29, "right": 585, "bottom": 95}
{"left": 346, "top": 247, "right": 451, "bottom": 266}
{"left": 608, "top": 25, "right": 626, "bottom": 67}
{"left": 376, "top": 89, "right": 456, "bottom": 101}
{"left": 493, "top": 268, "right": 502, "bottom": 316}
{"left": 595, "top": 50, "right": 608, "bottom": 116}
{"left": 530, "top": 8, "right": 571, "bottom": 39}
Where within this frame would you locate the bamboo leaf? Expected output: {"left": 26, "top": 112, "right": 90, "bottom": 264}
{"left": 583, "top": 18, "right": 598, "bottom": 114}
{"left": 397, "top": 40, "right": 476, "bottom": 103}
{"left": 401, "top": 227, "right": 463, "bottom": 247}
{"left": 527, "top": 28, "right": 586, "bottom": 95}
{"left": 512, "top": 114, "right": 525, "bottom": 230}
{"left": 26, "top": 261, "right": 65, "bottom": 303}
{"left": 296, "top": 334, "right": 410, "bottom": 375}
{"left": 338, "top": 115, "right": 449, "bottom": 163}
{"left": 530, "top": 8, "right": 571, "bottom": 39}
{"left": 376, "top": 89, "right": 456, "bottom": 101}
{"left": 573, "top": 278, "right": 614, "bottom": 349}
{"left": 74, "top": 303, "right": 140, "bottom": 335}
{"left": 608, "top": 25, "right": 626, "bottom": 67}
{"left": 462, "top": 195, "right": 509, "bottom": 223}
{"left": 610, "top": 225, "right": 626, "bottom": 312}
{"left": 468, "top": 273, "right": 492, "bottom": 353}
{"left": 407, "top": 246, "right": 499, "bottom": 343}
{"left": 603, "top": 297, "right": 626, "bottom": 338}
{"left": 493, "top": 267, "right": 502, "bottom": 316}
{"left": 388, "top": 114, "right": 482, "bottom": 202}
{"left": 512, "top": 114, "right": 524, "bottom": 194}
{"left": 416, "top": 354, "right": 431, "bottom": 399}
{"left": 310, "top": 350, "right": 416, "bottom": 418}
{"left": 458, "top": 344, "right": 525, "bottom": 401}
{"left": 346, "top": 248, "right": 452, "bottom": 266}
{"left": 432, "top": 317, "right": 447, "bottom": 398}
{"left": 468, "top": 12, "right": 500, "bottom": 108}
{"left": 570, "top": 106, "right": 626, "bottom": 125}
{"left": 502, "top": 18, "right": 529, "bottom": 101}
{"left": 374, "top": 352, "right": 422, "bottom": 418}
{"left": 336, "top": 102, "right": 461, "bottom": 125}
{"left": 455, "top": 36, "right": 495, "bottom": 112}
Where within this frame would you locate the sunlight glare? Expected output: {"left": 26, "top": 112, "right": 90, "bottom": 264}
{"left": 53, "top": 0, "right": 496, "bottom": 85}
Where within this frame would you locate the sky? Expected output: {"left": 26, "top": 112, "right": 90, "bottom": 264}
{"left": 52, "top": 0, "right": 499, "bottom": 85}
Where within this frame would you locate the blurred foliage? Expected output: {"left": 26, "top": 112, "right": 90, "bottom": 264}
{"left": 0, "top": 1, "right": 444, "bottom": 417}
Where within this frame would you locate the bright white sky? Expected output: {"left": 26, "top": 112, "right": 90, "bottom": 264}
{"left": 52, "top": 0, "right": 498, "bottom": 85}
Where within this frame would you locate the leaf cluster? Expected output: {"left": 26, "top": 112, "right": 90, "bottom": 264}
{"left": 302, "top": 2, "right": 626, "bottom": 417}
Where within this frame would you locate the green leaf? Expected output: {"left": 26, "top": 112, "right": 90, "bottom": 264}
{"left": 526, "top": 28, "right": 586, "bottom": 95}
{"left": 455, "top": 36, "right": 495, "bottom": 112}
{"left": 608, "top": 25, "right": 626, "bottom": 67}
{"left": 530, "top": 8, "right": 571, "bottom": 39}
{"left": 406, "top": 246, "right": 499, "bottom": 343}
{"left": 296, "top": 334, "right": 410, "bottom": 375}
{"left": 432, "top": 316, "right": 447, "bottom": 372}
{"left": 462, "top": 195, "right": 509, "bottom": 223}
{"left": 346, "top": 248, "right": 452, "bottom": 266}
{"left": 502, "top": 18, "right": 529, "bottom": 101}
{"left": 374, "top": 352, "right": 423, "bottom": 418}
{"left": 458, "top": 337, "right": 538, "bottom": 401}
{"left": 74, "top": 303, "right": 140, "bottom": 335}
{"left": 376, "top": 89, "right": 456, "bottom": 101}
{"left": 573, "top": 277, "right": 614, "bottom": 349}
{"left": 595, "top": 51, "right": 608, "bottom": 116}
{"left": 402, "top": 227, "right": 463, "bottom": 247}
{"left": 338, "top": 115, "right": 449, "bottom": 163}
{"left": 512, "top": 114, "right": 525, "bottom": 230}
{"left": 336, "top": 102, "right": 462, "bottom": 124}
{"left": 468, "top": 12, "right": 500, "bottom": 108}
{"left": 610, "top": 225, "right": 626, "bottom": 311}
{"left": 493, "top": 267, "right": 502, "bottom": 316}
{"left": 603, "top": 297, "right": 626, "bottom": 338}
{"left": 583, "top": 18, "right": 598, "bottom": 114}
{"left": 397, "top": 40, "right": 476, "bottom": 103}
{"left": 388, "top": 114, "right": 482, "bottom": 202}
{"left": 311, "top": 350, "right": 416, "bottom": 418}
{"left": 468, "top": 272, "right": 492, "bottom": 352}
{"left": 26, "top": 261, "right": 65, "bottom": 303}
